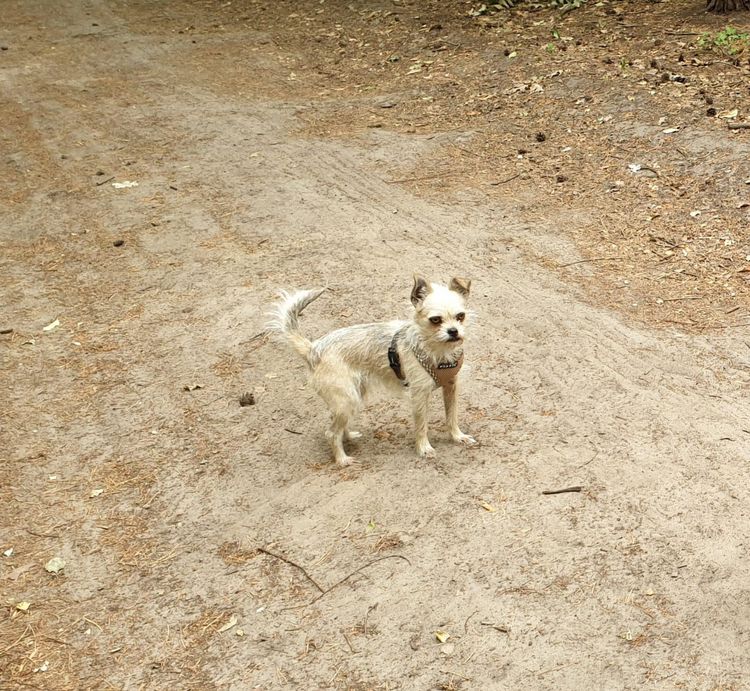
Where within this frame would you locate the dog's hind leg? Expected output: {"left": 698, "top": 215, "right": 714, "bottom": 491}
{"left": 326, "top": 411, "right": 353, "bottom": 466}
{"left": 314, "top": 366, "right": 360, "bottom": 466}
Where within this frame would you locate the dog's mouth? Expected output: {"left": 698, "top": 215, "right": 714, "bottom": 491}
{"left": 446, "top": 334, "right": 463, "bottom": 343}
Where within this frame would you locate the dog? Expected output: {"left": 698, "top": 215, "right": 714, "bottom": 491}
{"left": 269, "top": 276, "right": 476, "bottom": 466}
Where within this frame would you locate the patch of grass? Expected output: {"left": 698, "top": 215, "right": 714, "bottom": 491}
{"left": 698, "top": 26, "right": 750, "bottom": 55}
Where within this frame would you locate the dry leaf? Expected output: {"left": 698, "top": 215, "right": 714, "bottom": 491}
{"left": 16, "top": 601, "right": 31, "bottom": 612}
{"left": 90, "top": 488, "right": 104, "bottom": 498}
{"left": 45, "top": 557, "right": 66, "bottom": 574}
{"left": 43, "top": 319, "right": 60, "bottom": 332}
{"left": 219, "top": 615, "right": 238, "bottom": 633}
{"left": 719, "top": 109, "right": 738, "bottom": 120}
{"left": 480, "top": 502, "right": 497, "bottom": 513}
{"left": 435, "top": 630, "right": 450, "bottom": 643}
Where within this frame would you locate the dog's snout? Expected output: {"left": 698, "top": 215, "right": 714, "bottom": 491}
{"left": 447, "top": 327, "right": 459, "bottom": 338}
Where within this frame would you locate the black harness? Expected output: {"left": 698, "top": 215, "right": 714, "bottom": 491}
{"left": 388, "top": 328, "right": 408, "bottom": 386}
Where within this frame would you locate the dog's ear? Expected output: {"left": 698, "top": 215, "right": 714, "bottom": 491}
{"left": 449, "top": 277, "right": 471, "bottom": 298}
{"left": 411, "top": 274, "right": 431, "bottom": 307}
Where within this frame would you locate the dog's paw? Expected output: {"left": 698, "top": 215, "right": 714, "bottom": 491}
{"left": 417, "top": 444, "right": 436, "bottom": 459}
{"left": 345, "top": 430, "right": 363, "bottom": 440}
{"left": 453, "top": 433, "right": 477, "bottom": 446}
{"left": 336, "top": 455, "right": 355, "bottom": 467}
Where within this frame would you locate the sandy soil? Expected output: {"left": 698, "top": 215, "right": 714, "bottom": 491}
{"left": 3, "top": 1, "right": 750, "bottom": 689}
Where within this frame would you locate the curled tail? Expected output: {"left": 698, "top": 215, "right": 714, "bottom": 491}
{"left": 268, "top": 288, "right": 326, "bottom": 363}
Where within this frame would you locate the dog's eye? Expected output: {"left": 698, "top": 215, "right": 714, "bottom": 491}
{"left": 429, "top": 316, "right": 442, "bottom": 325}
{"left": 456, "top": 312, "right": 465, "bottom": 322}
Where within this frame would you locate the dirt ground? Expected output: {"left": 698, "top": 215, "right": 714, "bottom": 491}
{"left": 3, "top": 0, "right": 750, "bottom": 689}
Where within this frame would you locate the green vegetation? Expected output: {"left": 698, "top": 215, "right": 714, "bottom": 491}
{"left": 698, "top": 26, "right": 750, "bottom": 55}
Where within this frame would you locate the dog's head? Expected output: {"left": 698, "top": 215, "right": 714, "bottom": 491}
{"left": 410, "top": 275, "right": 472, "bottom": 353}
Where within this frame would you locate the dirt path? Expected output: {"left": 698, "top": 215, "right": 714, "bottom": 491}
{"left": 3, "top": 1, "right": 750, "bottom": 689}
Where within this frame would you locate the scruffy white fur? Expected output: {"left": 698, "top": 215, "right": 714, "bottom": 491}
{"left": 269, "top": 276, "right": 476, "bottom": 466}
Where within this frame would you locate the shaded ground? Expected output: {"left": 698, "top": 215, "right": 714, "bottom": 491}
{"left": 2, "top": 1, "right": 750, "bottom": 689}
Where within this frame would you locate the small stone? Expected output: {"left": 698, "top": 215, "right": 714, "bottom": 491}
{"left": 45, "top": 556, "right": 66, "bottom": 574}
{"left": 113, "top": 239, "right": 124, "bottom": 247}
{"left": 239, "top": 392, "right": 255, "bottom": 407}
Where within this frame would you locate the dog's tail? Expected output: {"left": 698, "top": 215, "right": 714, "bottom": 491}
{"left": 267, "top": 288, "right": 326, "bottom": 363}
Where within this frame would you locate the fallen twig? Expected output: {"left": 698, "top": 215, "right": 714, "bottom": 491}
{"left": 308, "top": 555, "right": 411, "bottom": 606}
{"left": 95, "top": 176, "right": 115, "bottom": 186}
{"left": 559, "top": 256, "right": 623, "bottom": 268}
{"left": 364, "top": 603, "right": 378, "bottom": 636}
{"left": 248, "top": 330, "right": 268, "bottom": 342}
{"left": 25, "top": 528, "right": 61, "bottom": 538}
{"left": 728, "top": 122, "right": 750, "bottom": 130}
{"left": 464, "top": 609, "right": 479, "bottom": 634}
{"left": 480, "top": 621, "right": 510, "bottom": 633}
{"left": 440, "top": 670, "right": 472, "bottom": 682}
{"left": 542, "top": 486, "right": 583, "bottom": 495}
{"left": 342, "top": 631, "right": 358, "bottom": 654}
{"left": 577, "top": 451, "right": 599, "bottom": 469}
{"left": 386, "top": 172, "right": 458, "bottom": 184}
{"left": 489, "top": 173, "right": 520, "bottom": 186}
{"left": 257, "top": 547, "right": 324, "bottom": 593}
{"left": 283, "top": 428, "right": 303, "bottom": 435}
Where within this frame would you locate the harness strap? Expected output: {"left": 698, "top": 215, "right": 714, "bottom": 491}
{"left": 389, "top": 327, "right": 463, "bottom": 389}
{"left": 388, "top": 326, "right": 409, "bottom": 385}
{"left": 412, "top": 346, "right": 464, "bottom": 388}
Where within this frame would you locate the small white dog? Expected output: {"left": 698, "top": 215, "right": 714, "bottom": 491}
{"left": 270, "top": 276, "right": 476, "bottom": 466}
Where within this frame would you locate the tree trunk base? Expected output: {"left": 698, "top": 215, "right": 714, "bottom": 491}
{"left": 707, "top": 0, "right": 750, "bottom": 12}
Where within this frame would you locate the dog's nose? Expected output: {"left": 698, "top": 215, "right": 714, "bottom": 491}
{"left": 447, "top": 327, "right": 459, "bottom": 339}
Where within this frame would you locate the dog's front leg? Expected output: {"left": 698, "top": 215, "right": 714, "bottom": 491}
{"left": 411, "top": 386, "right": 435, "bottom": 458}
{"left": 443, "top": 382, "right": 476, "bottom": 446}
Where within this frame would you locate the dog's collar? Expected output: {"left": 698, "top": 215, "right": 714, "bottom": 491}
{"left": 388, "top": 327, "right": 463, "bottom": 388}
